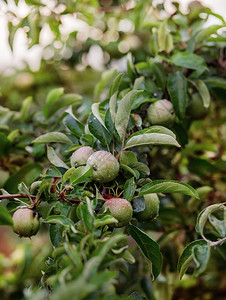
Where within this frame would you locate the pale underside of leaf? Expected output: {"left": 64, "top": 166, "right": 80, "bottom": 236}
{"left": 139, "top": 180, "right": 199, "bottom": 199}
{"left": 124, "top": 133, "right": 180, "bottom": 149}
{"left": 47, "top": 146, "right": 69, "bottom": 169}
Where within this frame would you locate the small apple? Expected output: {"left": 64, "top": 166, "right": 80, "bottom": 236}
{"left": 70, "top": 146, "right": 94, "bottom": 167}
{"left": 13, "top": 208, "right": 41, "bottom": 237}
{"left": 187, "top": 93, "right": 209, "bottom": 119}
{"left": 136, "top": 193, "right": 159, "bottom": 221}
{"left": 87, "top": 150, "right": 119, "bottom": 183}
{"left": 147, "top": 99, "right": 175, "bottom": 127}
{"left": 104, "top": 198, "right": 133, "bottom": 227}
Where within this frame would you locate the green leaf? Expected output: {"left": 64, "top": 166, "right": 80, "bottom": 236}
{"left": 25, "top": 0, "right": 45, "bottom": 6}
{"left": 88, "top": 113, "right": 112, "bottom": 147}
{"left": 204, "top": 7, "right": 225, "bottom": 23}
{"left": 196, "top": 80, "right": 211, "bottom": 108}
{"left": 18, "top": 182, "right": 30, "bottom": 196}
{"left": 80, "top": 134, "right": 95, "bottom": 147}
{"left": 170, "top": 52, "right": 206, "bottom": 70}
{"left": 124, "top": 133, "right": 180, "bottom": 149}
{"left": 129, "top": 162, "right": 150, "bottom": 176}
{"left": 193, "top": 242, "right": 211, "bottom": 277}
{"left": 94, "top": 69, "right": 117, "bottom": 100}
{"left": 150, "top": 60, "right": 166, "bottom": 89}
{"left": 77, "top": 200, "right": 94, "bottom": 233}
{"left": 4, "top": 163, "right": 42, "bottom": 194}
{"left": 133, "top": 76, "right": 144, "bottom": 90}
{"left": 157, "top": 20, "right": 167, "bottom": 51}
{"left": 49, "top": 203, "right": 70, "bottom": 247}
{"left": 46, "top": 93, "right": 81, "bottom": 119}
{"left": 119, "top": 151, "right": 138, "bottom": 166}
{"left": 93, "top": 233, "right": 126, "bottom": 261}
{"left": 63, "top": 243, "right": 82, "bottom": 268}
{"left": 127, "top": 52, "right": 136, "bottom": 78}
{"left": 128, "top": 126, "right": 176, "bottom": 140}
{"left": 44, "top": 215, "right": 75, "bottom": 227}
{"left": 20, "top": 96, "right": 33, "bottom": 121}
{"left": 123, "top": 177, "right": 136, "bottom": 201}
{"left": 195, "top": 25, "right": 226, "bottom": 46}
{"left": 177, "top": 240, "right": 208, "bottom": 279}
{"left": 133, "top": 196, "right": 145, "bottom": 213}
{"left": 208, "top": 214, "right": 226, "bottom": 238}
{"left": 64, "top": 114, "right": 84, "bottom": 138}
{"left": 104, "top": 109, "right": 114, "bottom": 135}
{"left": 132, "top": 95, "right": 156, "bottom": 110}
{"left": 150, "top": 30, "right": 158, "bottom": 56}
{"left": 32, "top": 132, "right": 72, "bottom": 144}
{"left": 109, "top": 92, "right": 118, "bottom": 122}
{"left": 43, "top": 88, "right": 64, "bottom": 119}
{"left": 48, "top": 93, "right": 81, "bottom": 118}
{"left": 0, "top": 203, "right": 13, "bottom": 226}
{"left": 109, "top": 73, "right": 124, "bottom": 97}
{"left": 7, "top": 129, "right": 19, "bottom": 142}
{"left": 44, "top": 166, "right": 62, "bottom": 178}
{"left": 36, "top": 179, "right": 51, "bottom": 199}
{"left": 66, "top": 145, "right": 82, "bottom": 153}
{"left": 69, "top": 166, "right": 93, "bottom": 185}
{"left": 115, "top": 90, "right": 142, "bottom": 141}
{"left": 122, "top": 250, "right": 136, "bottom": 265}
{"left": 196, "top": 203, "right": 225, "bottom": 240}
{"left": 167, "top": 72, "right": 187, "bottom": 120}
{"left": 139, "top": 180, "right": 199, "bottom": 199}
{"left": 94, "top": 215, "right": 118, "bottom": 228}
{"left": 47, "top": 146, "right": 69, "bottom": 169}
{"left": 120, "top": 164, "right": 140, "bottom": 179}
{"left": 62, "top": 167, "right": 76, "bottom": 184}
{"left": 165, "top": 32, "right": 174, "bottom": 53}
{"left": 127, "top": 224, "right": 162, "bottom": 280}
{"left": 91, "top": 103, "right": 108, "bottom": 131}
{"left": 204, "top": 77, "right": 226, "bottom": 89}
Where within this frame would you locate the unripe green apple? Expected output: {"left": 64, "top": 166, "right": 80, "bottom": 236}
{"left": 187, "top": 93, "right": 209, "bottom": 119}
{"left": 70, "top": 146, "right": 94, "bottom": 167}
{"left": 87, "top": 150, "right": 119, "bottom": 183}
{"left": 136, "top": 194, "right": 159, "bottom": 222}
{"left": 147, "top": 99, "right": 175, "bottom": 127}
{"left": 104, "top": 198, "right": 133, "bottom": 227}
{"left": 13, "top": 208, "right": 41, "bottom": 237}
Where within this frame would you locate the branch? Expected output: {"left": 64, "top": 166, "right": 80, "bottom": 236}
{"left": 64, "top": 196, "right": 83, "bottom": 203}
{"left": 0, "top": 194, "right": 36, "bottom": 200}
{"left": 209, "top": 237, "right": 226, "bottom": 247}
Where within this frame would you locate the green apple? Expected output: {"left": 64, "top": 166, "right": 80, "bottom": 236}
{"left": 148, "top": 99, "right": 175, "bottom": 127}
{"left": 136, "top": 193, "right": 159, "bottom": 221}
{"left": 87, "top": 150, "right": 119, "bottom": 183}
{"left": 187, "top": 93, "right": 209, "bottom": 119}
{"left": 104, "top": 198, "right": 133, "bottom": 227}
{"left": 70, "top": 146, "right": 94, "bottom": 167}
{"left": 13, "top": 208, "right": 41, "bottom": 237}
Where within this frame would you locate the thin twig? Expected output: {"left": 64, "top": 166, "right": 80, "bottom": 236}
{"left": 65, "top": 198, "right": 83, "bottom": 203}
{"left": 0, "top": 194, "right": 36, "bottom": 200}
{"left": 204, "top": 236, "right": 226, "bottom": 247}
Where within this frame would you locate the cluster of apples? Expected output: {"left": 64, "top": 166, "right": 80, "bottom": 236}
{"left": 70, "top": 147, "right": 159, "bottom": 228}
